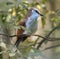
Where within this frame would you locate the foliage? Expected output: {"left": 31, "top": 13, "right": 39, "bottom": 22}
{"left": 0, "top": 0, "right": 60, "bottom": 59}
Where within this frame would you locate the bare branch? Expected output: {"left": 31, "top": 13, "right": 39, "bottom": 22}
{"left": 37, "top": 23, "right": 60, "bottom": 49}
{"left": 48, "top": 38, "right": 60, "bottom": 41}
{"left": 44, "top": 44, "right": 60, "bottom": 50}
{"left": 0, "top": 33, "right": 60, "bottom": 41}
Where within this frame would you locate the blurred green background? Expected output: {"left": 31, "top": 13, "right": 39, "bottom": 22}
{"left": 0, "top": 0, "right": 60, "bottom": 59}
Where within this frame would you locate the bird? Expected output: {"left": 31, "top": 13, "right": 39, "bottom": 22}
{"left": 14, "top": 8, "right": 43, "bottom": 48}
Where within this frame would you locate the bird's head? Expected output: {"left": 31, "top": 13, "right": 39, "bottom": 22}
{"left": 28, "top": 8, "right": 43, "bottom": 20}
{"left": 31, "top": 8, "right": 43, "bottom": 16}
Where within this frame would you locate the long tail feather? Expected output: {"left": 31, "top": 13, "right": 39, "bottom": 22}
{"left": 14, "top": 34, "right": 29, "bottom": 48}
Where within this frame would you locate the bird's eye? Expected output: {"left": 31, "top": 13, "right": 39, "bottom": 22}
{"left": 34, "top": 10, "right": 43, "bottom": 16}
{"left": 32, "top": 9, "right": 43, "bottom": 16}
{"left": 34, "top": 10, "right": 39, "bottom": 13}
{"left": 34, "top": 10, "right": 40, "bottom": 14}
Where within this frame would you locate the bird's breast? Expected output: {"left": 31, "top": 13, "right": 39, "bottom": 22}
{"left": 24, "top": 18, "right": 38, "bottom": 34}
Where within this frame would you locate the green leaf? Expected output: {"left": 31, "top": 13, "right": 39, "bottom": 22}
{"left": 51, "top": 17, "right": 59, "bottom": 22}
{"left": 28, "top": 48, "right": 45, "bottom": 59}
{"left": 20, "top": 46, "right": 32, "bottom": 56}
{"left": 6, "top": 2, "right": 14, "bottom": 5}
{"left": 42, "top": 0, "right": 48, "bottom": 4}
{"left": 42, "top": 17, "right": 46, "bottom": 28}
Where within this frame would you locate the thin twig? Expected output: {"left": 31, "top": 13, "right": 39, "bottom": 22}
{"left": 48, "top": 38, "right": 60, "bottom": 41}
{"left": 37, "top": 24, "right": 60, "bottom": 49}
{"left": 0, "top": 33, "right": 46, "bottom": 38}
{"left": 0, "top": 33, "right": 60, "bottom": 41}
{"left": 44, "top": 44, "right": 60, "bottom": 50}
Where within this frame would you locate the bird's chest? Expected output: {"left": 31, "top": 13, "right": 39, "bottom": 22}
{"left": 25, "top": 18, "right": 37, "bottom": 34}
{"left": 26, "top": 16, "right": 37, "bottom": 26}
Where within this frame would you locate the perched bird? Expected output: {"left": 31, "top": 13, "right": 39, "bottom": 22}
{"left": 14, "top": 8, "right": 43, "bottom": 48}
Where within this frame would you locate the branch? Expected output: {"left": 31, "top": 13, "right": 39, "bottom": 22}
{"left": 44, "top": 44, "right": 60, "bottom": 50}
{"left": 48, "top": 38, "right": 60, "bottom": 41}
{"left": 0, "top": 33, "right": 46, "bottom": 38}
{"left": 0, "top": 33, "right": 60, "bottom": 41}
{"left": 37, "top": 24, "right": 60, "bottom": 49}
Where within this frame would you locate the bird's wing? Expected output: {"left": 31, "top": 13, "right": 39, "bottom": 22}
{"left": 17, "top": 20, "right": 26, "bottom": 37}
{"left": 15, "top": 20, "right": 26, "bottom": 47}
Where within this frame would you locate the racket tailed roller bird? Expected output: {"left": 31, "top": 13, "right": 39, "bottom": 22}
{"left": 15, "top": 8, "right": 43, "bottom": 48}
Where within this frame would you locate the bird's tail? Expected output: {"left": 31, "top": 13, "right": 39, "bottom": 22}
{"left": 14, "top": 34, "right": 29, "bottom": 48}
{"left": 11, "top": 34, "right": 28, "bottom": 52}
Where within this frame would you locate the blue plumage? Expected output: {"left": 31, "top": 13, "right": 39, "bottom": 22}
{"left": 23, "top": 9, "right": 40, "bottom": 34}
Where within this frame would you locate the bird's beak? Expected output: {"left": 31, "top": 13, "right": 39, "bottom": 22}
{"left": 39, "top": 13, "right": 43, "bottom": 16}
